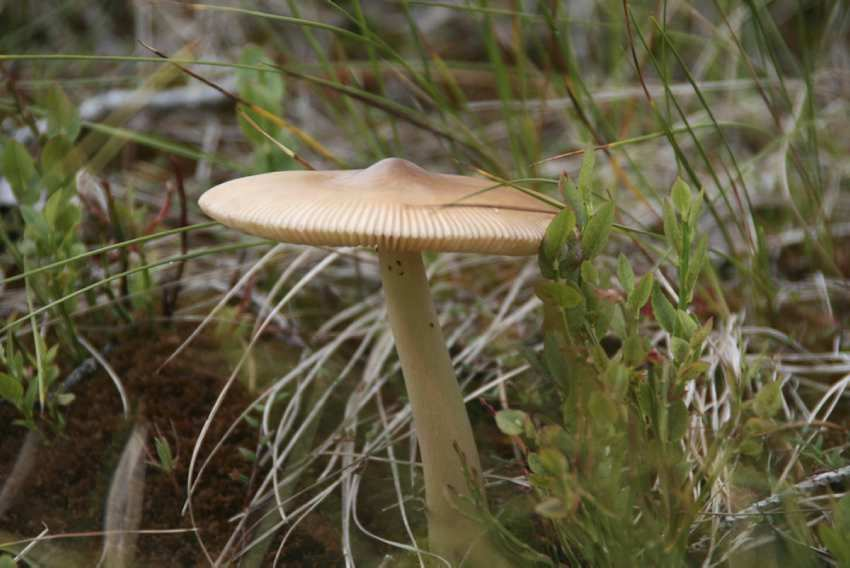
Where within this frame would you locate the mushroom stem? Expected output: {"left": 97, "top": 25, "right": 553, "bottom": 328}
{"left": 379, "top": 250, "right": 506, "bottom": 566}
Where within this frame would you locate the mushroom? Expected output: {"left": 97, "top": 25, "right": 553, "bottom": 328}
{"left": 199, "top": 158, "right": 554, "bottom": 565}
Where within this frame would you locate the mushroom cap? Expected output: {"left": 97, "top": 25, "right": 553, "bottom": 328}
{"left": 199, "top": 158, "right": 556, "bottom": 255}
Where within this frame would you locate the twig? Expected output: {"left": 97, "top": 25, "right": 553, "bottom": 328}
{"left": 161, "top": 159, "right": 189, "bottom": 318}
{"left": 77, "top": 336, "right": 129, "bottom": 419}
{"left": 138, "top": 40, "right": 325, "bottom": 170}
{"left": 13, "top": 525, "right": 49, "bottom": 563}
{"left": 237, "top": 107, "right": 315, "bottom": 170}
{"left": 59, "top": 342, "right": 114, "bottom": 392}
{"left": 692, "top": 464, "right": 850, "bottom": 551}
{"left": 137, "top": 40, "right": 241, "bottom": 103}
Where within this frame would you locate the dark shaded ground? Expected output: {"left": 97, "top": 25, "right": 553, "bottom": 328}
{"left": 0, "top": 324, "right": 342, "bottom": 566}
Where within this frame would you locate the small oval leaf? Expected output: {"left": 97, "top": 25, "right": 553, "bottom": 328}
{"left": 495, "top": 409, "right": 528, "bottom": 436}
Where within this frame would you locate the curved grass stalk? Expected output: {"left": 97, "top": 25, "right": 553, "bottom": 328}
{"left": 249, "top": 249, "right": 312, "bottom": 338}
{"left": 185, "top": 3, "right": 387, "bottom": 48}
{"left": 157, "top": 243, "right": 288, "bottom": 371}
{"left": 0, "top": 241, "right": 270, "bottom": 336}
{"left": 77, "top": 336, "right": 129, "bottom": 419}
{"left": 375, "top": 391, "right": 427, "bottom": 567}
{"left": 0, "top": 222, "right": 215, "bottom": 286}
{"left": 183, "top": 253, "right": 340, "bottom": 555}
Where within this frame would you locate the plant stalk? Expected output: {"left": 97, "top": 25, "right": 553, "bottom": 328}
{"left": 379, "top": 250, "right": 507, "bottom": 566}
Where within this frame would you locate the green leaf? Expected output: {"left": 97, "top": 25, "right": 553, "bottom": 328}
{"left": 540, "top": 207, "right": 576, "bottom": 274}
{"left": 0, "top": 373, "right": 23, "bottom": 406}
{"left": 668, "top": 401, "right": 689, "bottom": 442}
{"left": 677, "top": 310, "right": 699, "bottom": 340}
{"left": 581, "top": 201, "right": 615, "bottom": 259}
{"left": 41, "top": 135, "right": 82, "bottom": 192}
{"left": 23, "top": 377, "right": 38, "bottom": 410}
{"left": 689, "top": 317, "right": 713, "bottom": 350}
{"left": 2, "top": 139, "right": 39, "bottom": 205}
{"left": 671, "top": 177, "right": 691, "bottom": 218}
{"left": 537, "top": 424, "right": 569, "bottom": 451}
{"left": 237, "top": 45, "right": 285, "bottom": 147}
{"left": 44, "top": 84, "right": 81, "bottom": 141}
{"left": 738, "top": 437, "right": 763, "bottom": 457}
{"left": 627, "top": 273, "right": 654, "bottom": 318}
{"left": 662, "top": 199, "right": 682, "bottom": 256}
{"left": 238, "top": 46, "right": 284, "bottom": 107}
{"left": 527, "top": 452, "right": 545, "bottom": 475}
{"left": 670, "top": 336, "right": 690, "bottom": 363}
{"left": 543, "top": 333, "right": 569, "bottom": 384}
{"left": 577, "top": 144, "right": 596, "bottom": 209}
{"left": 609, "top": 304, "right": 626, "bottom": 337}
{"left": 588, "top": 391, "right": 618, "bottom": 423}
{"left": 605, "top": 361, "right": 629, "bottom": 399}
{"left": 683, "top": 234, "right": 708, "bottom": 303}
{"left": 238, "top": 447, "right": 257, "bottom": 462}
{"left": 535, "top": 281, "right": 584, "bottom": 309}
{"left": 43, "top": 186, "right": 66, "bottom": 227}
{"left": 834, "top": 493, "right": 850, "bottom": 528}
{"left": 535, "top": 497, "right": 569, "bottom": 519}
{"left": 495, "top": 409, "right": 528, "bottom": 436}
{"left": 536, "top": 447, "right": 568, "bottom": 476}
{"left": 560, "top": 174, "right": 585, "bottom": 228}
{"left": 41, "top": 184, "right": 80, "bottom": 239}
{"left": 636, "top": 380, "right": 653, "bottom": 421}
{"left": 743, "top": 417, "right": 773, "bottom": 437}
{"left": 56, "top": 392, "right": 75, "bottom": 405}
{"left": 617, "top": 253, "right": 635, "bottom": 294}
{"left": 819, "top": 525, "right": 850, "bottom": 565}
{"left": 155, "top": 436, "right": 174, "bottom": 470}
{"left": 822, "top": 496, "right": 850, "bottom": 565}
{"left": 688, "top": 189, "right": 705, "bottom": 227}
{"left": 651, "top": 284, "right": 677, "bottom": 334}
{"left": 20, "top": 205, "right": 51, "bottom": 240}
{"left": 623, "top": 334, "right": 646, "bottom": 367}
{"left": 580, "top": 260, "right": 598, "bottom": 287}
{"left": 753, "top": 380, "right": 783, "bottom": 419}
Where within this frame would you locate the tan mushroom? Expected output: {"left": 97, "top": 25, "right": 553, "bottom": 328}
{"left": 199, "top": 157, "right": 555, "bottom": 565}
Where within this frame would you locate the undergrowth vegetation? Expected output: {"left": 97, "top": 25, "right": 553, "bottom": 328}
{"left": 0, "top": 1, "right": 848, "bottom": 566}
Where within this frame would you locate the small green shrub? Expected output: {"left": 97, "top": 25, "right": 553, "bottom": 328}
{"left": 493, "top": 153, "right": 845, "bottom": 565}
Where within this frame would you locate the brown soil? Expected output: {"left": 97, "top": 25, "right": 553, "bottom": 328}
{"left": 0, "top": 325, "right": 342, "bottom": 566}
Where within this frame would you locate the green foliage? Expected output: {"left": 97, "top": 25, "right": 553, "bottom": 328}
{"left": 152, "top": 435, "right": 176, "bottom": 474}
{"left": 43, "top": 83, "right": 81, "bottom": 141}
{"left": 580, "top": 200, "right": 614, "bottom": 260}
{"left": 819, "top": 496, "right": 850, "bottom": 565}
{"left": 530, "top": 165, "right": 700, "bottom": 563}
{"left": 539, "top": 149, "right": 610, "bottom": 282}
{"left": 660, "top": 178, "right": 708, "bottom": 307}
{"left": 539, "top": 208, "right": 575, "bottom": 278}
{"left": 0, "top": 83, "right": 88, "bottom": 431}
{"left": 516, "top": 171, "right": 732, "bottom": 564}
{"left": 2, "top": 139, "right": 38, "bottom": 205}
{"left": 512, "top": 160, "right": 849, "bottom": 563}
{"left": 0, "top": 320, "right": 69, "bottom": 432}
{"left": 752, "top": 379, "right": 783, "bottom": 419}
{"left": 495, "top": 409, "right": 530, "bottom": 437}
{"left": 236, "top": 44, "right": 295, "bottom": 172}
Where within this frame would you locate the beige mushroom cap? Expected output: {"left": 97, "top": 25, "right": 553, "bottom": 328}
{"left": 199, "top": 157, "right": 556, "bottom": 255}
